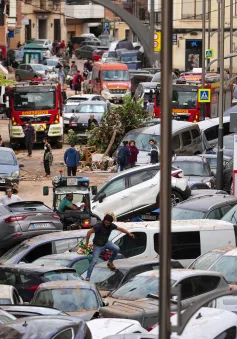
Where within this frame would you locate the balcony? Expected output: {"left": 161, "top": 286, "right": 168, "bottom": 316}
{"left": 65, "top": 2, "right": 104, "bottom": 19}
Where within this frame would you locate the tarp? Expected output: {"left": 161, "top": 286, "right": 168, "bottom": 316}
{"left": 23, "top": 43, "right": 47, "bottom": 50}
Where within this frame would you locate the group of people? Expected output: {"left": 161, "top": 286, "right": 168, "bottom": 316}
{"left": 117, "top": 139, "right": 159, "bottom": 171}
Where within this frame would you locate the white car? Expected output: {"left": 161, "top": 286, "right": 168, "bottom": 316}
{"left": 153, "top": 307, "right": 237, "bottom": 338}
{"left": 87, "top": 319, "right": 148, "bottom": 339}
{"left": 34, "top": 39, "right": 53, "bottom": 52}
{"left": 91, "top": 164, "right": 190, "bottom": 221}
{"left": 66, "top": 94, "right": 106, "bottom": 104}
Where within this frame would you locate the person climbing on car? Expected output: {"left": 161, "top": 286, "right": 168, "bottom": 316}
{"left": 64, "top": 143, "right": 80, "bottom": 176}
{"left": 148, "top": 139, "right": 159, "bottom": 164}
{"left": 128, "top": 140, "right": 139, "bottom": 168}
{"left": 43, "top": 138, "right": 53, "bottom": 177}
{"left": 24, "top": 120, "right": 35, "bottom": 157}
{"left": 72, "top": 70, "right": 84, "bottom": 95}
{"left": 117, "top": 140, "right": 130, "bottom": 171}
{"left": 84, "top": 214, "right": 135, "bottom": 281}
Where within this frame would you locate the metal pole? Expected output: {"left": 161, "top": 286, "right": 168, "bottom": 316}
{"left": 207, "top": 0, "right": 211, "bottom": 70}
{"left": 159, "top": 0, "right": 173, "bottom": 336}
{"left": 216, "top": 0, "right": 225, "bottom": 190}
{"left": 230, "top": 0, "right": 233, "bottom": 77}
{"left": 217, "top": 2, "right": 221, "bottom": 72}
{"left": 150, "top": 0, "right": 155, "bottom": 66}
{"left": 201, "top": 0, "right": 206, "bottom": 120}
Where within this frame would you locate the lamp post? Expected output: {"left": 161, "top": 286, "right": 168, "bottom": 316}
{"left": 201, "top": 0, "right": 206, "bottom": 120}
{"left": 230, "top": 0, "right": 233, "bottom": 77}
{"left": 207, "top": 0, "right": 211, "bottom": 70}
{"left": 216, "top": 0, "right": 225, "bottom": 190}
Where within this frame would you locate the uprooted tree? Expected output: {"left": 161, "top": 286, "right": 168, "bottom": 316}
{"left": 88, "top": 95, "right": 148, "bottom": 156}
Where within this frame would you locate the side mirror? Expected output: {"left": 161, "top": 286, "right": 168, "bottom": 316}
{"left": 6, "top": 108, "right": 11, "bottom": 119}
{"left": 91, "top": 186, "right": 97, "bottom": 195}
{"left": 19, "top": 164, "right": 24, "bottom": 168}
{"left": 102, "top": 299, "right": 109, "bottom": 307}
{"left": 98, "top": 192, "right": 106, "bottom": 203}
{"left": 43, "top": 186, "right": 49, "bottom": 196}
{"left": 96, "top": 77, "right": 99, "bottom": 83}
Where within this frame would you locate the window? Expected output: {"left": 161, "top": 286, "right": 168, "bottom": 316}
{"left": 191, "top": 128, "right": 200, "bottom": 140}
{"left": 103, "top": 177, "right": 126, "bottom": 197}
{"left": 54, "top": 238, "right": 79, "bottom": 253}
{"left": 215, "top": 326, "right": 236, "bottom": 339}
{"left": 181, "top": 131, "right": 192, "bottom": 146}
{"left": 115, "top": 232, "right": 147, "bottom": 257}
{"left": 220, "top": 205, "right": 233, "bottom": 217}
{"left": 207, "top": 208, "right": 221, "bottom": 219}
{"left": 53, "top": 328, "right": 74, "bottom": 339}
{"left": 189, "top": 250, "right": 224, "bottom": 270}
{"left": 139, "top": 8, "right": 146, "bottom": 20}
{"left": 0, "top": 270, "right": 18, "bottom": 285}
{"left": 181, "top": 0, "right": 207, "bottom": 19}
{"left": 172, "top": 232, "right": 200, "bottom": 259}
{"left": 22, "top": 243, "right": 53, "bottom": 263}
{"left": 223, "top": 122, "right": 230, "bottom": 137}
{"left": 72, "top": 259, "right": 90, "bottom": 275}
{"left": 129, "top": 170, "right": 153, "bottom": 187}
{"left": 172, "top": 135, "right": 181, "bottom": 150}
{"left": 191, "top": 275, "right": 220, "bottom": 295}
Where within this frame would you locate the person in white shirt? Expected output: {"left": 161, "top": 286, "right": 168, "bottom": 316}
{"left": 45, "top": 49, "right": 51, "bottom": 59}
{"left": 0, "top": 188, "right": 22, "bottom": 205}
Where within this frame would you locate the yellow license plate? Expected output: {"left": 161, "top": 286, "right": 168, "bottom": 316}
{"left": 21, "top": 111, "right": 49, "bottom": 116}
{"left": 172, "top": 109, "right": 188, "bottom": 113}
{"left": 34, "top": 124, "right": 46, "bottom": 131}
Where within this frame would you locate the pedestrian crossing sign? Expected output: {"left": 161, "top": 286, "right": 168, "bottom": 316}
{"left": 205, "top": 49, "right": 214, "bottom": 59}
{"left": 198, "top": 89, "right": 211, "bottom": 103}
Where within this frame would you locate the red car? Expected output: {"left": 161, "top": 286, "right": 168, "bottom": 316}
{"left": 92, "top": 48, "right": 108, "bottom": 62}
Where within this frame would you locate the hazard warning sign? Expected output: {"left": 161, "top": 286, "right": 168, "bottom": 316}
{"left": 154, "top": 32, "right": 161, "bottom": 52}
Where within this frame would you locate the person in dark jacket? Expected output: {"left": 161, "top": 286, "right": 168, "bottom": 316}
{"left": 24, "top": 121, "right": 35, "bottom": 157}
{"left": 117, "top": 141, "right": 131, "bottom": 171}
{"left": 148, "top": 139, "right": 159, "bottom": 164}
{"left": 64, "top": 143, "right": 80, "bottom": 176}
{"left": 88, "top": 114, "right": 98, "bottom": 130}
{"left": 43, "top": 138, "right": 52, "bottom": 177}
{"left": 128, "top": 140, "right": 139, "bottom": 168}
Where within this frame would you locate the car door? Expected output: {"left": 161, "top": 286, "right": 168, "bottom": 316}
{"left": 18, "top": 65, "right": 26, "bottom": 80}
{"left": 92, "top": 176, "right": 133, "bottom": 219}
{"left": 26, "top": 65, "right": 34, "bottom": 79}
{"left": 180, "top": 130, "right": 193, "bottom": 155}
{"left": 128, "top": 168, "right": 160, "bottom": 214}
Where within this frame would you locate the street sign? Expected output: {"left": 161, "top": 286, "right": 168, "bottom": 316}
{"left": 205, "top": 49, "right": 214, "bottom": 59}
{"left": 173, "top": 34, "right": 177, "bottom": 45}
{"left": 198, "top": 89, "right": 211, "bottom": 102}
{"left": 154, "top": 31, "right": 161, "bottom": 52}
{"left": 104, "top": 22, "right": 110, "bottom": 34}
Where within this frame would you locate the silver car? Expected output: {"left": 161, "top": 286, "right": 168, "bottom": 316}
{"left": 0, "top": 201, "right": 63, "bottom": 252}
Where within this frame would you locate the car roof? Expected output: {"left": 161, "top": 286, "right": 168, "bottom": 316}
{"left": 198, "top": 116, "right": 230, "bottom": 130}
{"left": 35, "top": 253, "right": 88, "bottom": 261}
{"left": 174, "top": 194, "right": 237, "bottom": 211}
{"left": 173, "top": 156, "right": 206, "bottom": 163}
{"left": 105, "top": 164, "right": 160, "bottom": 180}
{"left": 138, "top": 82, "right": 158, "bottom": 88}
{"left": 0, "top": 147, "right": 15, "bottom": 153}
{"left": 95, "top": 258, "right": 159, "bottom": 270}
{"left": 37, "top": 280, "right": 94, "bottom": 290}
{"left": 78, "top": 101, "right": 106, "bottom": 105}
{"left": 0, "top": 285, "right": 15, "bottom": 298}
{"left": 137, "top": 269, "right": 224, "bottom": 280}
{"left": 67, "top": 94, "right": 100, "bottom": 99}
{"left": 222, "top": 248, "right": 237, "bottom": 257}
{"left": 0, "top": 264, "right": 75, "bottom": 273}
{"left": 17, "top": 230, "right": 87, "bottom": 245}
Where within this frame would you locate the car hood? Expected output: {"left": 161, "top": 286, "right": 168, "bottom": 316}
{"left": 67, "top": 310, "right": 99, "bottom": 321}
{"left": 0, "top": 164, "right": 19, "bottom": 177}
{"left": 72, "top": 113, "right": 103, "bottom": 125}
{"left": 103, "top": 81, "right": 130, "bottom": 89}
{"left": 187, "top": 176, "right": 212, "bottom": 183}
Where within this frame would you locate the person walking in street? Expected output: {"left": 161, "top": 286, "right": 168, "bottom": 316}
{"left": 43, "top": 138, "right": 53, "bottom": 177}
{"left": 84, "top": 214, "right": 135, "bottom": 281}
{"left": 128, "top": 140, "right": 139, "bottom": 168}
{"left": 64, "top": 143, "right": 80, "bottom": 176}
{"left": 24, "top": 121, "right": 35, "bottom": 157}
{"left": 0, "top": 137, "right": 5, "bottom": 147}
{"left": 0, "top": 188, "right": 22, "bottom": 205}
{"left": 117, "top": 140, "right": 130, "bottom": 171}
{"left": 148, "top": 139, "right": 159, "bottom": 164}
{"left": 58, "top": 66, "right": 65, "bottom": 86}
{"left": 72, "top": 70, "right": 84, "bottom": 95}
{"left": 88, "top": 114, "right": 98, "bottom": 130}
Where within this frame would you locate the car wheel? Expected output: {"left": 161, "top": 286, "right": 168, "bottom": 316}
{"left": 171, "top": 190, "right": 183, "bottom": 206}
{"left": 15, "top": 74, "right": 21, "bottom": 81}
{"left": 230, "top": 181, "right": 233, "bottom": 195}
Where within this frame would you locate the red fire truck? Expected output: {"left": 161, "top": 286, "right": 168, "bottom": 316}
{"left": 4, "top": 81, "right": 64, "bottom": 149}
{"left": 154, "top": 75, "right": 233, "bottom": 122}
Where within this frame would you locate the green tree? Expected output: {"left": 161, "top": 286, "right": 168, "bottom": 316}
{"left": 88, "top": 95, "right": 148, "bottom": 155}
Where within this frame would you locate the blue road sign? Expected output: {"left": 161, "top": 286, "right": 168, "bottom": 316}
{"left": 205, "top": 49, "right": 214, "bottom": 59}
{"left": 198, "top": 89, "right": 211, "bottom": 103}
{"left": 104, "top": 22, "right": 110, "bottom": 34}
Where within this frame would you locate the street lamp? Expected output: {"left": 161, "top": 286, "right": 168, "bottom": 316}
{"left": 216, "top": 0, "right": 225, "bottom": 190}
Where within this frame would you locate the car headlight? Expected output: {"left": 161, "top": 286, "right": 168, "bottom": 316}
{"left": 103, "top": 84, "right": 109, "bottom": 92}
{"left": 206, "top": 181, "right": 212, "bottom": 188}
{"left": 12, "top": 171, "right": 19, "bottom": 178}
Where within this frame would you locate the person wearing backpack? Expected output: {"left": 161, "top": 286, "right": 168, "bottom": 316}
{"left": 43, "top": 138, "right": 53, "bottom": 177}
{"left": 117, "top": 141, "right": 130, "bottom": 171}
{"left": 72, "top": 70, "right": 84, "bottom": 95}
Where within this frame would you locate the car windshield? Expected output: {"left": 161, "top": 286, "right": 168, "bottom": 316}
{"left": 34, "top": 288, "right": 99, "bottom": 311}
{"left": 55, "top": 193, "right": 90, "bottom": 213}
{"left": 0, "top": 151, "right": 15, "bottom": 165}
{"left": 31, "top": 64, "right": 45, "bottom": 71}
{"left": 222, "top": 205, "right": 237, "bottom": 224}
{"left": 33, "top": 258, "right": 71, "bottom": 267}
{"left": 112, "top": 274, "right": 176, "bottom": 300}
{"left": 34, "top": 40, "right": 45, "bottom": 45}
{"left": 121, "top": 133, "right": 160, "bottom": 152}
{"left": 224, "top": 136, "right": 234, "bottom": 149}
{"left": 76, "top": 104, "right": 105, "bottom": 114}
{"left": 7, "top": 202, "right": 51, "bottom": 213}
{"left": 43, "top": 271, "right": 81, "bottom": 281}
{"left": 102, "top": 70, "right": 129, "bottom": 81}
{"left": 0, "top": 243, "right": 30, "bottom": 264}
{"left": 210, "top": 256, "right": 237, "bottom": 283}
{"left": 63, "top": 105, "right": 78, "bottom": 113}
{"left": 82, "top": 267, "right": 125, "bottom": 291}
{"left": 189, "top": 251, "right": 224, "bottom": 270}
{"left": 173, "top": 161, "right": 210, "bottom": 176}
{"left": 14, "top": 90, "right": 55, "bottom": 110}
{"left": 172, "top": 90, "right": 197, "bottom": 109}
{"left": 172, "top": 207, "right": 205, "bottom": 220}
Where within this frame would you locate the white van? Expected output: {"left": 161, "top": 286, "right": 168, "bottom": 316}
{"left": 198, "top": 117, "right": 231, "bottom": 149}
{"left": 116, "top": 121, "right": 204, "bottom": 165}
{"left": 110, "top": 220, "right": 237, "bottom": 267}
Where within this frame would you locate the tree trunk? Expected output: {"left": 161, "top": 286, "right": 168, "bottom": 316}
{"left": 104, "top": 129, "right": 117, "bottom": 157}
